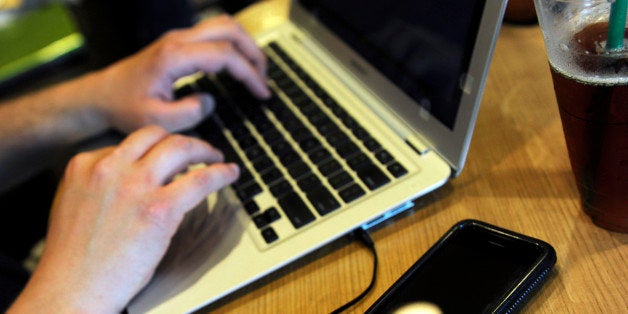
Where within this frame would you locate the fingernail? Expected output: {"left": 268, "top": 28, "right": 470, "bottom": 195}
{"left": 200, "top": 94, "right": 216, "bottom": 114}
{"left": 261, "top": 85, "right": 271, "bottom": 99}
{"left": 228, "top": 163, "right": 240, "bottom": 176}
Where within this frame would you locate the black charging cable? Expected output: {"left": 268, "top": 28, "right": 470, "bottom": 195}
{"left": 331, "top": 228, "right": 378, "bottom": 314}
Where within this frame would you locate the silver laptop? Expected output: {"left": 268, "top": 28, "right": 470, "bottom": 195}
{"left": 129, "top": 0, "right": 506, "bottom": 312}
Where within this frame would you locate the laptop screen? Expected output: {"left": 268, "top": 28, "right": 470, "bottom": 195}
{"left": 298, "top": 0, "right": 486, "bottom": 130}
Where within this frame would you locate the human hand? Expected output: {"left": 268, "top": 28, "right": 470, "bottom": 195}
{"left": 95, "top": 14, "right": 270, "bottom": 133}
{"left": 8, "top": 126, "right": 239, "bottom": 313}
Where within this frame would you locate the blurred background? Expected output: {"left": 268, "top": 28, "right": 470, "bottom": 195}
{"left": 0, "top": 0, "right": 260, "bottom": 95}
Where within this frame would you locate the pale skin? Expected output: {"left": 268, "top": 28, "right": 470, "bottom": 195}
{"left": 10, "top": 126, "right": 239, "bottom": 313}
{"left": 0, "top": 14, "right": 270, "bottom": 192}
{"left": 2, "top": 14, "right": 269, "bottom": 312}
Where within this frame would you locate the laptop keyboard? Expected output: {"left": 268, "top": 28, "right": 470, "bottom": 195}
{"left": 186, "top": 42, "right": 407, "bottom": 245}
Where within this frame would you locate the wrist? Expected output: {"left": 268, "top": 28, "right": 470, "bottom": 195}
{"left": 8, "top": 263, "right": 123, "bottom": 314}
{"left": 71, "top": 70, "right": 112, "bottom": 132}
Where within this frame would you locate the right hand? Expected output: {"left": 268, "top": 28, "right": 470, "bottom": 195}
{"left": 9, "top": 125, "right": 240, "bottom": 313}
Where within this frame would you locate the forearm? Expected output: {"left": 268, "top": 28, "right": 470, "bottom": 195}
{"left": 0, "top": 13, "right": 270, "bottom": 193}
{"left": 0, "top": 71, "right": 110, "bottom": 191}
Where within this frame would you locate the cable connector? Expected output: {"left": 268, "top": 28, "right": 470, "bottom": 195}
{"left": 354, "top": 227, "right": 374, "bottom": 248}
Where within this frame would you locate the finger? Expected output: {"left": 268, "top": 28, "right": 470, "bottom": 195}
{"left": 151, "top": 94, "right": 215, "bottom": 132}
{"left": 139, "top": 134, "right": 225, "bottom": 184}
{"left": 114, "top": 126, "right": 170, "bottom": 162}
{"left": 183, "top": 15, "right": 266, "bottom": 77}
{"left": 166, "top": 41, "right": 270, "bottom": 98}
{"left": 160, "top": 163, "right": 240, "bottom": 218}
{"left": 52, "top": 146, "right": 116, "bottom": 219}
{"left": 61, "top": 145, "right": 115, "bottom": 184}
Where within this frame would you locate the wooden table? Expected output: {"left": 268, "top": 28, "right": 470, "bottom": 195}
{"left": 207, "top": 1, "right": 628, "bottom": 312}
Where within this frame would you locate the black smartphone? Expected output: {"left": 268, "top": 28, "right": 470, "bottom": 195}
{"left": 367, "top": 219, "right": 556, "bottom": 314}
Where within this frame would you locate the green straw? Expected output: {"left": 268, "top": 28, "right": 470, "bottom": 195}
{"left": 606, "top": 0, "right": 628, "bottom": 51}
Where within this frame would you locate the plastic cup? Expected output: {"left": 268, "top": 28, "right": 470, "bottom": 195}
{"left": 534, "top": 0, "right": 627, "bottom": 233}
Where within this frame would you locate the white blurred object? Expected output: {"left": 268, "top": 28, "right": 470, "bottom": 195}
{"left": 393, "top": 302, "right": 443, "bottom": 314}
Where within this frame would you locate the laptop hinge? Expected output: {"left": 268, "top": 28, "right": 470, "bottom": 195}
{"left": 404, "top": 135, "right": 430, "bottom": 156}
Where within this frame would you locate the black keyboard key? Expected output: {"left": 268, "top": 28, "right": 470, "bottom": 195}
{"left": 236, "top": 182, "right": 262, "bottom": 201}
{"left": 253, "top": 156, "right": 274, "bottom": 173}
{"left": 237, "top": 135, "right": 257, "bottom": 150}
{"left": 306, "top": 186, "right": 340, "bottom": 216}
{"left": 339, "top": 184, "right": 366, "bottom": 203}
{"left": 261, "top": 167, "right": 283, "bottom": 185}
{"left": 288, "top": 90, "right": 309, "bottom": 107}
{"left": 196, "top": 118, "right": 241, "bottom": 164}
{"left": 274, "top": 76, "right": 293, "bottom": 91}
{"left": 287, "top": 161, "right": 311, "bottom": 179}
{"left": 270, "top": 138, "right": 293, "bottom": 156}
{"left": 329, "top": 171, "right": 353, "bottom": 189}
{"left": 308, "top": 112, "right": 330, "bottom": 125}
{"left": 243, "top": 201, "right": 260, "bottom": 216}
{"left": 356, "top": 164, "right": 390, "bottom": 190}
{"left": 329, "top": 103, "right": 348, "bottom": 118}
{"left": 319, "top": 93, "right": 338, "bottom": 109}
{"left": 253, "top": 214, "right": 269, "bottom": 229}
{"left": 234, "top": 168, "right": 255, "bottom": 187}
{"left": 279, "top": 192, "right": 316, "bottom": 229}
{"left": 316, "top": 121, "right": 341, "bottom": 136}
{"left": 297, "top": 174, "right": 322, "bottom": 192}
{"left": 217, "top": 107, "right": 241, "bottom": 126}
{"left": 352, "top": 127, "right": 370, "bottom": 140}
{"left": 318, "top": 159, "right": 342, "bottom": 177}
{"left": 340, "top": 114, "right": 360, "bottom": 131}
{"left": 293, "top": 66, "right": 310, "bottom": 82}
{"left": 253, "top": 207, "right": 281, "bottom": 229}
{"left": 298, "top": 102, "right": 321, "bottom": 115}
{"left": 308, "top": 147, "right": 332, "bottom": 165}
{"left": 347, "top": 154, "right": 371, "bottom": 171}
{"left": 291, "top": 127, "right": 313, "bottom": 142}
{"left": 283, "top": 85, "right": 303, "bottom": 100}
{"left": 281, "top": 117, "right": 305, "bottom": 132}
{"left": 261, "top": 129, "right": 282, "bottom": 145}
{"left": 267, "top": 62, "right": 284, "bottom": 79}
{"left": 326, "top": 131, "right": 351, "bottom": 148}
{"left": 268, "top": 41, "right": 284, "bottom": 54}
{"left": 264, "top": 207, "right": 282, "bottom": 223}
{"left": 261, "top": 227, "right": 279, "bottom": 244}
{"left": 335, "top": 140, "right": 361, "bottom": 158}
{"left": 195, "top": 75, "right": 221, "bottom": 95}
{"left": 270, "top": 180, "right": 293, "bottom": 198}
{"left": 374, "top": 150, "right": 394, "bottom": 165}
{"left": 251, "top": 116, "right": 275, "bottom": 134}
{"left": 387, "top": 162, "right": 408, "bottom": 178}
{"left": 270, "top": 100, "right": 298, "bottom": 120}
{"left": 363, "top": 137, "right": 381, "bottom": 152}
{"left": 265, "top": 95, "right": 289, "bottom": 115}
{"left": 279, "top": 151, "right": 301, "bottom": 167}
{"left": 227, "top": 123, "right": 249, "bottom": 141}
{"left": 299, "top": 137, "right": 322, "bottom": 153}
{"left": 245, "top": 145, "right": 266, "bottom": 161}
{"left": 309, "top": 83, "right": 327, "bottom": 99}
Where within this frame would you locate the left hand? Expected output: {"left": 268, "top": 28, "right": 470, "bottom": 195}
{"left": 95, "top": 14, "right": 270, "bottom": 133}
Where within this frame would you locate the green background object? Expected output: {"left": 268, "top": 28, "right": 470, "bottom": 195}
{"left": 0, "top": 2, "right": 84, "bottom": 84}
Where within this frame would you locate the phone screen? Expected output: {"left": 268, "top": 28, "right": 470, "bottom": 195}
{"left": 370, "top": 223, "right": 546, "bottom": 313}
